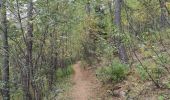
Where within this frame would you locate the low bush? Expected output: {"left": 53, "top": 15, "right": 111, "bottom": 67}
{"left": 56, "top": 65, "right": 74, "bottom": 79}
{"left": 96, "top": 60, "right": 128, "bottom": 83}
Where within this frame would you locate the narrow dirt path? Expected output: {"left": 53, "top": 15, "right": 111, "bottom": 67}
{"left": 71, "top": 62, "right": 100, "bottom": 100}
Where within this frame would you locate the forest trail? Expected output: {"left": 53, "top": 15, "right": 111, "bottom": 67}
{"left": 70, "top": 62, "right": 100, "bottom": 100}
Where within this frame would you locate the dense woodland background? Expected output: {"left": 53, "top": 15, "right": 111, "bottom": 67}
{"left": 0, "top": 0, "right": 170, "bottom": 100}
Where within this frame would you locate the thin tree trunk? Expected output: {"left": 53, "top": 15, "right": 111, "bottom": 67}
{"left": 22, "top": 0, "right": 34, "bottom": 100}
{"left": 0, "top": 0, "right": 10, "bottom": 99}
{"left": 114, "top": 0, "right": 128, "bottom": 63}
{"left": 159, "top": 0, "right": 167, "bottom": 28}
{"left": 85, "top": 1, "right": 91, "bottom": 16}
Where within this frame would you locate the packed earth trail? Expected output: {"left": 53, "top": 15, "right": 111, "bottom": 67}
{"left": 70, "top": 62, "right": 100, "bottom": 100}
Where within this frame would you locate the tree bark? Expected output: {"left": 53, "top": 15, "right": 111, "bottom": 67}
{"left": 159, "top": 0, "right": 167, "bottom": 28}
{"left": 85, "top": 1, "right": 91, "bottom": 16}
{"left": 0, "top": 0, "right": 10, "bottom": 99}
{"left": 114, "top": 0, "right": 128, "bottom": 63}
{"left": 22, "top": 0, "right": 34, "bottom": 100}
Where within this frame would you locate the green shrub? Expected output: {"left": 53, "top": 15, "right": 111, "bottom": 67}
{"left": 56, "top": 65, "right": 74, "bottom": 79}
{"left": 96, "top": 60, "right": 128, "bottom": 83}
{"left": 158, "top": 95, "right": 165, "bottom": 100}
{"left": 64, "top": 65, "right": 74, "bottom": 75}
{"left": 56, "top": 68, "right": 63, "bottom": 78}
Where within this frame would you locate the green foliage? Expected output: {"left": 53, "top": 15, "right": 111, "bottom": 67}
{"left": 96, "top": 60, "right": 128, "bottom": 83}
{"left": 55, "top": 77, "right": 73, "bottom": 100}
{"left": 158, "top": 95, "right": 165, "bottom": 100}
{"left": 45, "top": 76, "right": 73, "bottom": 100}
{"left": 136, "top": 61, "right": 164, "bottom": 81}
{"left": 126, "top": 0, "right": 140, "bottom": 9}
{"left": 2, "top": 0, "right": 170, "bottom": 99}
{"left": 136, "top": 65, "right": 149, "bottom": 80}
{"left": 56, "top": 66, "right": 74, "bottom": 79}
{"left": 10, "top": 89, "right": 23, "bottom": 100}
{"left": 165, "top": 81, "right": 170, "bottom": 89}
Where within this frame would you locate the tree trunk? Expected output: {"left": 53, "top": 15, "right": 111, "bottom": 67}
{"left": 22, "top": 0, "right": 34, "bottom": 100}
{"left": 85, "top": 1, "right": 91, "bottom": 15}
{"left": 0, "top": 0, "right": 10, "bottom": 99}
{"left": 159, "top": 0, "right": 167, "bottom": 28}
{"left": 114, "top": 0, "right": 128, "bottom": 63}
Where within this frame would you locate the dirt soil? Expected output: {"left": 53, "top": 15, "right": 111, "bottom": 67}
{"left": 70, "top": 62, "right": 101, "bottom": 100}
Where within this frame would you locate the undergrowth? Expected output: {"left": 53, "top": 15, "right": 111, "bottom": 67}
{"left": 47, "top": 65, "right": 74, "bottom": 100}
{"left": 56, "top": 65, "right": 74, "bottom": 79}
{"left": 96, "top": 60, "right": 128, "bottom": 84}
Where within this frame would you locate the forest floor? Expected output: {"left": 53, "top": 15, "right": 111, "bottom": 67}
{"left": 56, "top": 61, "right": 116, "bottom": 100}
{"left": 57, "top": 58, "right": 170, "bottom": 100}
